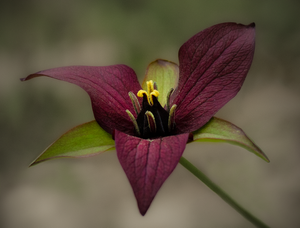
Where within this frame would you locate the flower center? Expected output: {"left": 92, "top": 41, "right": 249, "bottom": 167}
{"left": 126, "top": 80, "right": 177, "bottom": 139}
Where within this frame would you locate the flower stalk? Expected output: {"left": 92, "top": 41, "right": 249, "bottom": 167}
{"left": 179, "top": 156, "right": 269, "bottom": 228}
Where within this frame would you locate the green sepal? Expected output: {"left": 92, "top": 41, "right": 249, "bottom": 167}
{"left": 192, "top": 117, "right": 270, "bottom": 162}
{"left": 30, "top": 121, "right": 115, "bottom": 166}
{"left": 142, "top": 59, "right": 179, "bottom": 107}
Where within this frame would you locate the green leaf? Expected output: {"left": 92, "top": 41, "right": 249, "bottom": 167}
{"left": 30, "top": 121, "right": 115, "bottom": 166}
{"left": 141, "top": 59, "right": 179, "bottom": 107}
{"left": 192, "top": 117, "right": 269, "bottom": 162}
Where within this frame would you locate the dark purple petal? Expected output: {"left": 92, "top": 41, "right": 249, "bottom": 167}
{"left": 115, "top": 130, "right": 189, "bottom": 215}
{"left": 22, "top": 65, "right": 142, "bottom": 135}
{"left": 171, "top": 23, "right": 255, "bottom": 133}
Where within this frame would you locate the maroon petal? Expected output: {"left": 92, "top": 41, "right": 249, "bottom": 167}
{"left": 171, "top": 23, "right": 255, "bottom": 133}
{"left": 115, "top": 130, "right": 189, "bottom": 215}
{"left": 22, "top": 65, "right": 142, "bottom": 135}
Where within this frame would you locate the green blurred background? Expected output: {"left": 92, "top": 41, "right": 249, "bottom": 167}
{"left": 1, "top": 0, "right": 300, "bottom": 227}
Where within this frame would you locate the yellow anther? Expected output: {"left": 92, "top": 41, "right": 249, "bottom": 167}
{"left": 147, "top": 80, "right": 155, "bottom": 94}
{"left": 137, "top": 90, "right": 147, "bottom": 98}
{"left": 137, "top": 80, "right": 159, "bottom": 105}
{"left": 149, "top": 90, "right": 159, "bottom": 105}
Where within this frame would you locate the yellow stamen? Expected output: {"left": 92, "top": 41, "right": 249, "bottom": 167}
{"left": 149, "top": 90, "right": 159, "bottom": 105}
{"left": 147, "top": 80, "right": 155, "bottom": 94}
{"left": 137, "top": 90, "right": 147, "bottom": 98}
{"left": 137, "top": 80, "right": 159, "bottom": 105}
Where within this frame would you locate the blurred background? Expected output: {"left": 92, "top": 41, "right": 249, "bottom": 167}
{"left": 1, "top": 0, "right": 300, "bottom": 227}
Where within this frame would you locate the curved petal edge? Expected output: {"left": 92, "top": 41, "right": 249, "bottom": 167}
{"left": 115, "top": 130, "right": 189, "bottom": 215}
{"left": 192, "top": 117, "right": 269, "bottom": 162}
{"left": 173, "top": 22, "right": 256, "bottom": 133}
{"left": 30, "top": 121, "right": 115, "bottom": 166}
{"left": 21, "top": 65, "right": 142, "bottom": 135}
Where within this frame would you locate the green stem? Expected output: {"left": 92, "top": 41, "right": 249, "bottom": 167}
{"left": 179, "top": 156, "right": 269, "bottom": 228}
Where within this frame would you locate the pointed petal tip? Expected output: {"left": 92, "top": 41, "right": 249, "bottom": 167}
{"left": 248, "top": 22, "right": 255, "bottom": 28}
{"left": 173, "top": 22, "right": 256, "bottom": 133}
{"left": 230, "top": 22, "right": 255, "bottom": 28}
{"left": 262, "top": 153, "right": 270, "bottom": 163}
{"left": 29, "top": 157, "right": 44, "bottom": 167}
{"left": 265, "top": 158, "right": 270, "bottom": 163}
{"left": 192, "top": 117, "right": 270, "bottom": 163}
{"left": 115, "top": 131, "right": 189, "bottom": 217}
{"left": 20, "top": 73, "right": 43, "bottom": 82}
{"left": 29, "top": 161, "right": 38, "bottom": 167}
{"left": 21, "top": 66, "right": 142, "bottom": 135}
{"left": 139, "top": 207, "right": 148, "bottom": 216}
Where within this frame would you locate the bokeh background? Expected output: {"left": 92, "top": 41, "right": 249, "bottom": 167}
{"left": 1, "top": 0, "right": 300, "bottom": 227}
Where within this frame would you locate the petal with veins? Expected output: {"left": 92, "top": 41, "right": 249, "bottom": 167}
{"left": 115, "top": 130, "right": 189, "bottom": 215}
{"left": 22, "top": 65, "right": 142, "bottom": 135}
{"left": 172, "top": 23, "right": 255, "bottom": 133}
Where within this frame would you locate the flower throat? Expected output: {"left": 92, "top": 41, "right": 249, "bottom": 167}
{"left": 126, "top": 80, "right": 177, "bottom": 139}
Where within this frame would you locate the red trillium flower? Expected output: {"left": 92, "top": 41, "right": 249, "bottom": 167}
{"left": 22, "top": 22, "right": 264, "bottom": 215}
